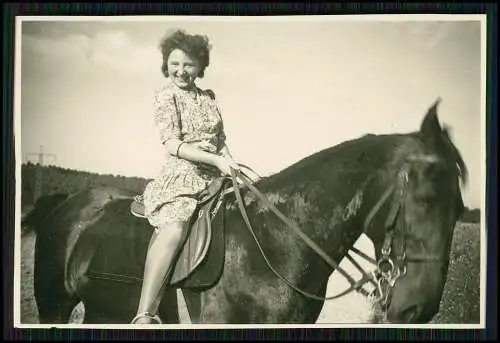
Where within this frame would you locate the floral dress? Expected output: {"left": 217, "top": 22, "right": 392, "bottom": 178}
{"left": 143, "top": 79, "right": 227, "bottom": 228}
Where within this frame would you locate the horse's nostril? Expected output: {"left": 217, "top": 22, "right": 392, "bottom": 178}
{"left": 400, "top": 305, "right": 419, "bottom": 323}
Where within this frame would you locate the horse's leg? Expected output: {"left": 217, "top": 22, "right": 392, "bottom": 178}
{"left": 79, "top": 294, "right": 181, "bottom": 325}
{"left": 34, "top": 271, "right": 80, "bottom": 324}
{"left": 82, "top": 303, "right": 126, "bottom": 324}
{"left": 35, "top": 290, "right": 80, "bottom": 324}
{"left": 80, "top": 290, "right": 180, "bottom": 324}
{"left": 157, "top": 288, "right": 180, "bottom": 324}
{"left": 33, "top": 237, "right": 80, "bottom": 324}
{"left": 191, "top": 284, "right": 233, "bottom": 323}
{"left": 81, "top": 304, "right": 100, "bottom": 324}
{"left": 181, "top": 288, "right": 201, "bottom": 323}
{"left": 195, "top": 277, "right": 327, "bottom": 324}
{"left": 78, "top": 286, "right": 180, "bottom": 324}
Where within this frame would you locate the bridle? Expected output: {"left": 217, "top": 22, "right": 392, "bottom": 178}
{"left": 229, "top": 159, "right": 448, "bottom": 315}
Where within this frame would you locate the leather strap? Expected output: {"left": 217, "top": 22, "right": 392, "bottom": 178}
{"left": 230, "top": 169, "right": 376, "bottom": 301}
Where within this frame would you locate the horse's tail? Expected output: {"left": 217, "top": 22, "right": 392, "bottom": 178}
{"left": 21, "top": 193, "right": 71, "bottom": 234}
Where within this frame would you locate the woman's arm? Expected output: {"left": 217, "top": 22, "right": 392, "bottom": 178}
{"left": 164, "top": 139, "right": 231, "bottom": 175}
{"left": 152, "top": 87, "right": 230, "bottom": 175}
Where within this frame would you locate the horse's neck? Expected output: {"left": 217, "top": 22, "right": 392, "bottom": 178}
{"left": 306, "top": 181, "right": 368, "bottom": 265}
{"left": 252, "top": 171, "right": 372, "bottom": 274}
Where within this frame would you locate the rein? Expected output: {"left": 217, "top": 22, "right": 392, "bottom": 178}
{"left": 230, "top": 169, "right": 375, "bottom": 301}
{"left": 230, "top": 168, "right": 381, "bottom": 301}
{"left": 229, "top": 164, "right": 444, "bottom": 305}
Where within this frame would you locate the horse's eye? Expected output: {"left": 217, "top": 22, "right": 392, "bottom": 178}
{"left": 408, "top": 165, "right": 441, "bottom": 202}
{"left": 426, "top": 163, "right": 449, "bottom": 184}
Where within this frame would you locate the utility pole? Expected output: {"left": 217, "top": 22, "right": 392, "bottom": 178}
{"left": 26, "top": 145, "right": 56, "bottom": 202}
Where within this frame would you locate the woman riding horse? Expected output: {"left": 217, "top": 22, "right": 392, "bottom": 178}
{"left": 132, "top": 29, "right": 241, "bottom": 324}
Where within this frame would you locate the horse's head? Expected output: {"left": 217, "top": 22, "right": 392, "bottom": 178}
{"left": 364, "top": 98, "right": 468, "bottom": 323}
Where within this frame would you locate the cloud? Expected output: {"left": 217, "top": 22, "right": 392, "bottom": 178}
{"left": 22, "top": 32, "right": 92, "bottom": 65}
{"left": 22, "top": 29, "right": 161, "bottom": 75}
{"left": 89, "top": 31, "right": 160, "bottom": 74}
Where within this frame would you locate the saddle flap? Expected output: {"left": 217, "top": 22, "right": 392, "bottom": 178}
{"left": 168, "top": 178, "right": 232, "bottom": 285}
{"left": 169, "top": 208, "right": 213, "bottom": 285}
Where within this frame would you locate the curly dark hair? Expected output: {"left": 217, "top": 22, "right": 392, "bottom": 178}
{"left": 159, "top": 29, "right": 212, "bottom": 78}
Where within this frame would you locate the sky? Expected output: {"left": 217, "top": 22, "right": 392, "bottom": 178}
{"left": 16, "top": 15, "right": 485, "bottom": 209}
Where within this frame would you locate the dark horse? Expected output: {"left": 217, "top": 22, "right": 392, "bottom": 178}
{"left": 25, "top": 99, "right": 467, "bottom": 324}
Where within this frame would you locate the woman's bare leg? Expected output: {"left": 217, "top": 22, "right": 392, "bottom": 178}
{"left": 132, "top": 221, "right": 185, "bottom": 324}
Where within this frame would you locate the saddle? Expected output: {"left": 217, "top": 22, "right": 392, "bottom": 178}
{"left": 130, "top": 176, "right": 235, "bottom": 287}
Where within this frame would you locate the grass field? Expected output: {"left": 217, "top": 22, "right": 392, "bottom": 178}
{"left": 18, "top": 222, "right": 481, "bottom": 325}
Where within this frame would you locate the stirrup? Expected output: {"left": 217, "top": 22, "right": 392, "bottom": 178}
{"left": 130, "top": 312, "right": 163, "bottom": 324}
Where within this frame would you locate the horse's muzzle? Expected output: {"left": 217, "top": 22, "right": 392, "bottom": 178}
{"left": 388, "top": 302, "right": 438, "bottom": 324}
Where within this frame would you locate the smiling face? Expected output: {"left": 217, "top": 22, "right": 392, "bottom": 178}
{"left": 166, "top": 48, "right": 201, "bottom": 90}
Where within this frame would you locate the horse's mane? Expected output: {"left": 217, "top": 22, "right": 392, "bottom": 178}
{"left": 258, "top": 123, "right": 467, "bottom": 193}
{"left": 440, "top": 126, "right": 469, "bottom": 187}
{"left": 258, "top": 132, "right": 411, "bottom": 190}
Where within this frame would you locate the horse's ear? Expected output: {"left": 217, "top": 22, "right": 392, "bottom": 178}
{"left": 420, "top": 97, "right": 443, "bottom": 137}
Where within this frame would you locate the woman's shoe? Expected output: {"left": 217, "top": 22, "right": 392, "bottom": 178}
{"left": 130, "top": 312, "right": 163, "bottom": 324}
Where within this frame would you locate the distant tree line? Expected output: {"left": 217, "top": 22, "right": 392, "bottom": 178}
{"left": 21, "top": 163, "right": 151, "bottom": 209}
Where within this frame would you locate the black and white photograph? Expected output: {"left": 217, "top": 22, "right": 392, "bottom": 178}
{"left": 14, "top": 14, "right": 486, "bottom": 328}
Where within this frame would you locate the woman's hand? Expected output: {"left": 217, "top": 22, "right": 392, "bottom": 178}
{"left": 223, "top": 155, "right": 241, "bottom": 171}
{"left": 190, "top": 140, "right": 213, "bottom": 152}
{"left": 215, "top": 155, "right": 241, "bottom": 176}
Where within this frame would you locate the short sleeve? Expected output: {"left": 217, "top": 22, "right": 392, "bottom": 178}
{"left": 153, "top": 87, "right": 182, "bottom": 145}
{"left": 218, "top": 116, "right": 227, "bottom": 146}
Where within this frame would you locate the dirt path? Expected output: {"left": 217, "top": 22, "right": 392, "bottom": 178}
{"left": 20, "top": 231, "right": 39, "bottom": 324}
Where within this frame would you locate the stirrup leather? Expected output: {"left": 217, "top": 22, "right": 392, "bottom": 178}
{"left": 130, "top": 312, "right": 163, "bottom": 324}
